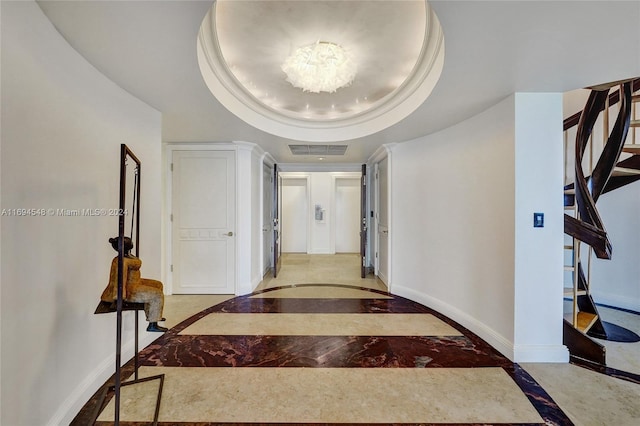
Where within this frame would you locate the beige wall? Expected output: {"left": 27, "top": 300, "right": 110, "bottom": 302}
{"left": 389, "top": 94, "right": 566, "bottom": 362}
{"left": 391, "top": 97, "right": 517, "bottom": 358}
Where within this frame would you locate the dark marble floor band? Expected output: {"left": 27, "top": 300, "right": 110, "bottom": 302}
{"left": 228, "top": 296, "right": 429, "bottom": 314}
{"left": 250, "top": 282, "right": 394, "bottom": 297}
{"left": 506, "top": 364, "right": 573, "bottom": 425}
{"left": 569, "top": 356, "right": 640, "bottom": 385}
{"left": 140, "top": 335, "right": 511, "bottom": 368}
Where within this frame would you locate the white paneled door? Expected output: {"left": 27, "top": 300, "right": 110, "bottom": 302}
{"left": 172, "top": 150, "right": 236, "bottom": 294}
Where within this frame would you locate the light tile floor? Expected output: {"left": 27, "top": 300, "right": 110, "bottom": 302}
{"left": 102, "top": 366, "right": 544, "bottom": 424}
{"left": 255, "top": 252, "right": 387, "bottom": 292}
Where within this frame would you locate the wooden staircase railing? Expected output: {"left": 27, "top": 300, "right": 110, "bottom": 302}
{"left": 563, "top": 77, "right": 639, "bottom": 364}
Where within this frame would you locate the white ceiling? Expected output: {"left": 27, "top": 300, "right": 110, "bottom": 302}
{"left": 37, "top": 0, "right": 640, "bottom": 164}
{"left": 197, "top": 1, "right": 444, "bottom": 144}
{"left": 211, "top": 1, "right": 429, "bottom": 119}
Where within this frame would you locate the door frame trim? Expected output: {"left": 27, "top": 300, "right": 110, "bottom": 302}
{"left": 374, "top": 162, "right": 382, "bottom": 280}
{"left": 368, "top": 144, "right": 396, "bottom": 290}
{"left": 260, "top": 153, "right": 276, "bottom": 277}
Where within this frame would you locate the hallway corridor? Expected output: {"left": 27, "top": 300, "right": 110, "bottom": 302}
{"left": 77, "top": 254, "right": 640, "bottom": 425}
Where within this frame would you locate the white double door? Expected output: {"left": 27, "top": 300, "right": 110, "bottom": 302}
{"left": 171, "top": 150, "right": 235, "bottom": 294}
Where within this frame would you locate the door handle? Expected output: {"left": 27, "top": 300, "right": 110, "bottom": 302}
{"left": 226, "top": 231, "right": 234, "bottom": 236}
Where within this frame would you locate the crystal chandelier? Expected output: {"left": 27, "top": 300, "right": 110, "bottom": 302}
{"left": 281, "top": 41, "right": 357, "bottom": 93}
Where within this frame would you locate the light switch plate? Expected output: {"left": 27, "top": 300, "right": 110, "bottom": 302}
{"left": 533, "top": 212, "right": 544, "bottom": 228}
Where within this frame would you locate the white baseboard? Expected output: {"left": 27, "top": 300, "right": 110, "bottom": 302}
{"left": 377, "top": 271, "right": 389, "bottom": 287}
{"left": 513, "top": 344, "right": 569, "bottom": 363}
{"left": 236, "top": 275, "right": 263, "bottom": 296}
{"left": 394, "top": 284, "right": 569, "bottom": 363}
{"left": 308, "top": 249, "right": 334, "bottom": 254}
{"left": 235, "top": 279, "right": 253, "bottom": 296}
{"left": 393, "top": 284, "right": 515, "bottom": 361}
{"left": 251, "top": 275, "right": 262, "bottom": 292}
{"left": 47, "top": 329, "right": 158, "bottom": 425}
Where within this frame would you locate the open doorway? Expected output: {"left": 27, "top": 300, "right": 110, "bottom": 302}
{"left": 257, "top": 170, "right": 381, "bottom": 291}
{"left": 281, "top": 177, "right": 310, "bottom": 253}
{"left": 334, "top": 177, "right": 361, "bottom": 253}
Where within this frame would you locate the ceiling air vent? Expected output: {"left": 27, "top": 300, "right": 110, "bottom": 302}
{"left": 288, "top": 144, "right": 348, "bottom": 156}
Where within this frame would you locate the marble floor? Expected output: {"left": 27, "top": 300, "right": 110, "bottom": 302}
{"left": 74, "top": 253, "right": 640, "bottom": 425}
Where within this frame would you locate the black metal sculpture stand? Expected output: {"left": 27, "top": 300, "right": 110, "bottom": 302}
{"left": 92, "top": 144, "right": 164, "bottom": 425}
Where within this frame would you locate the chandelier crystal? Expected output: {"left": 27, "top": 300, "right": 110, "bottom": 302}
{"left": 281, "top": 41, "right": 357, "bottom": 93}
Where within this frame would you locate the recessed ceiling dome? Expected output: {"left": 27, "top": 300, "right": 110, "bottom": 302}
{"left": 197, "top": 0, "right": 444, "bottom": 142}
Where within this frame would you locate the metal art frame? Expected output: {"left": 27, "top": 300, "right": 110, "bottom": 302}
{"left": 92, "top": 144, "right": 164, "bottom": 425}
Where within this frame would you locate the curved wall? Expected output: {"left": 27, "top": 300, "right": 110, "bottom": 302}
{"left": 391, "top": 97, "right": 517, "bottom": 356}
{"left": 390, "top": 94, "right": 567, "bottom": 362}
{"left": 1, "top": 2, "right": 162, "bottom": 424}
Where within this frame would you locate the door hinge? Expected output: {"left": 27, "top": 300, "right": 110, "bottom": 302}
{"left": 170, "top": 264, "right": 173, "bottom": 272}
{"left": 170, "top": 214, "right": 173, "bottom": 222}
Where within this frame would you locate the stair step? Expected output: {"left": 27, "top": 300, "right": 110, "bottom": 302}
{"left": 576, "top": 312, "right": 599, "bottom": 333}
{"left": 631, "top": 120, "right": 640, "bottom": 128}
{"left": 612, "top": 166, "right": 640, "bottom": 177}
{"left": 564, "top": 244, "right": 574, "bottom": 250}
{"left": 564, "top": 287, "right": 587, "bottom": 297}
{"left": 622, "top": 144, "right": 640, "bottom": 154}
{"left": 564, "top": 204, "right": 576, "bottom": 210}
{"left": 564, "top": 188, "right": 576, "bottom": 195}
{"left": 633, "top": 94, "right": 640, "bottom": 102}
{"left": 564, "top": 265, "right": 575, "bottom": 271}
